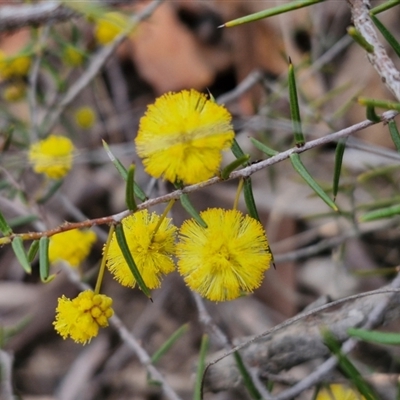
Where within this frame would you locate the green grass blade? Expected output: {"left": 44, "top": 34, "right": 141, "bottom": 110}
{"left": 180, "top": 194, "right": 207, "bottom": 228}
{"left": 193, "top": 334, "right": 209, "bottom": 400}
{"left": 11, "top": 237, "right": 32, "bottom": 274}
{"left": 348, "top": 328, "right": 400, "bottom": 345}
{"left": 115, "top": 223, "right": 152, "bottom": 299}
{"left": 222, "top": 0, "right": 325, "bottom": 28}
{"left": 333, "top": 139, "right": 347, "bottom": 200}
{"left": 290, "top": 153, "right": 338, "bottom": 212}
{"left": 288, "top": 60, "right": 305, "bottom": 146}
{"left": 388, "top": 120, "right": 400, "bottom": 152}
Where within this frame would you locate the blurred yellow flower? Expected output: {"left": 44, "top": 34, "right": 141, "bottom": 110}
{"left": 53, "top": 290, "right": 114, "bottom": 344}
{"left": 176, "top": 208, "right": 271, "bottom": 301}
{"left": 0, "top": 50, "right": 31, "bottom": 79}
{"left": 74, "top": 106, "right": 96, "bottom": 129}
{"left": 49, "top": 229, "right": 97, "bottom": 267}
{"left": 106, "top": 210, "right": 177, "bottom": 289}
{"left": 2, "top": 82, "right": 26, "bottom": 102}
{"left": 62, "top": 45, "right": 84, "bottom": 67}
{"left": 94, "top": 11, "right": 130, "bottom": 45}
{"left": 316, "top": 384, "right": 366, "bottom": 400}
{"left": 135, "top": 90, "right": 235, "bottom": 185}
{"left": 28, "top": 135, "right": 74, "bottom": 179}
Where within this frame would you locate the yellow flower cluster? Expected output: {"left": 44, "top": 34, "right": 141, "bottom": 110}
{"left": 2, "top": 82, "right": 26, "bottom": 102}
{"left": 0, "top": 50, "right": 31, "bottom": 80}
{"left": 62, "top": 45, "right": 84, "bottom": 67}
{"left": 53, "top": 290, "right": 114, "bottom": 345}
{"left": 135, "top": 90, "right": 235, "bottom": 185}
{"left": 28, "top": 135, "right": 74, "bottom": 179}
{"left": 94, "top": 12, "right": 130, "bottom": 45}
{"left": 49, "top": 229, "right": 97, "bottom": 267}
{"left": 316, "top": 384, "right": 366, "bottom": 400}
{"left": 106, "top": 210, "right": 177, "bottom": 289}
{"left": 177, "top": 209, "right": 271, "bottom": 301}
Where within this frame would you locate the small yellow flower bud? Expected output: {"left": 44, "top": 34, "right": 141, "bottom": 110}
{"left": 2, "top": 82, "right": 26, "bottom": 102}
{"left": 94, "top": 12, "right": 130, "bottom": 45}
{"left": 74, "top": 106, "right": 96, "bottom": 129}
{"left": 62, "top": 45, "right": 85, "bottom": 67}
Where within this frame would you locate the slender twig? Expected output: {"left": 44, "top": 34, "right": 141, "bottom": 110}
{"left": 1, "top": 110, "right": 397, "bottom": 244}
{"left": 41, "top": 0, "right": 164, "bottom": 135}
{"left": 0, "top": 350, "right": 14, "bottom": 400}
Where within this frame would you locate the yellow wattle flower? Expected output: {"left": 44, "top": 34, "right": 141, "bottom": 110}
{"left": 105, "top": 210, "right": 177, "bottom": 289}
{"left": 62, "top": 45, "right": 84, "bottom": 67}
{"left": 2, "top": 82, "right": 26, "bottom": 102}
{"left": 316, "top": 384, "right": 366, "bottom": 400}
{"left": 0, "top": 50, "right": 31, "bottom": 79}
{"left": 94, "top": 12, "right": 130, "bottom": 45}
{"left": 176, "top": 208, "right": 271, "bottom": 301}
{"left": 28, "top": 135, "right": 74, "bottom": 179}
{"left": 53, "top": 290, "right": 114, "bottom": 345}
{"left": 135, "top": 89, "right": 235, "bottom": 185}
{"left": 74, "top": 106, "right": 96, "bottom": 129}
{"left": 49, "top": 229, "right": 97, "bottom": 267}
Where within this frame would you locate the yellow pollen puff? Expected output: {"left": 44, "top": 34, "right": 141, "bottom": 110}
{"left": 74, "top": 106, "right": 96, "bottom": 129}
{"left": 105, "top": 209, "right": 177, "bottom": 289}
{"left": 0, "top": 50, "right": 31, "bottom": 79}
{"left": 135, "top": 89, "right": 235, "bottom": 185}
{"left": 28, "top": 135, "right": 74, "bottom": 179}
{"left": 94, "top": 12, "right": 130, "bottom": 45}
{"left": 53, "top": 290, "right": 114, "bottom": 345}
{"left": 62, "top": 45, "right": 85, "bottom": 67}
{"left": 176, "top": 208, "right": 271, "bottom": 302}
{"left": 49, "top": 229, "right": 96, "bottom": 267}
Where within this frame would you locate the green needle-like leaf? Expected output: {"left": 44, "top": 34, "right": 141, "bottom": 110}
{"left": 221, "top": 154, "right": 250, "bottom": 179}
{"left": 288, "top": 60, "right": 305, "bottom": 147}
{"left": 348, "top": 328, "right": 400, "bottom": 345}
{"left": 250, "top": 138, "right": 279, "bottom": 157}
{"left": 222, "top": 0, "right": 325, "bottom": 28}
{"left": 115, "top": 223, "right": 152, "bottom": 299}
{"left": 358, "top": 97, "right": 400, "bottom": 112}
{"left": 193, "top": 334, "right": 209, "bottom": 400}
{"left": 234, "top": 351, "right": 262, "bottom": 400}
{"left": 27, "top": 240, "right": 40, "bottom": 263}
{"left": 323, "top": 330, "right": 377, "bottom": 400}
{"left": 39, "top": 236, "right": 55, "bottom": 282}
{"left": 11, "top": 237, "right": 32, "bottom": 274}
{"left": 180, "top": 194, "right": 207, "bottom": 228}
{"left": 0, "top": 210, "right": 12, "bottom": 236}
{"left": 388, "top": 120, "right": 400, "bottom": 152}
{"left": 125, "top": 164, "right": 138, "bottom": 211}
{"left": 231, "top": 138, "right": 246, "bottom": 159}
{"left": 366, "top": 105, "right": 381, "bottom": 122}
{"left": 360, "top": 204, "right": 400, "bottom": 222}
{"left": 243, "top": 178, "right": 260, "bottom": 221}
{"left": 290, "top": 153, "right": 338, "bottom": 212}
{"left": 151, "top": 324, "right": 189, "bottom": 364}
{"left": 370, "top": 0, "right": 400, "bottom": 15}
{"left": 37, "top": 180, "right": 64, "bottom": 204}
{"left": 103, "top": 140, "right": 147, "bottom": 201}
{"left": 347, "top": 26, "right": 374, "bottom": 53}
{"left": 371, "top": 14, "right": 400, "bottom": 58}
{"left": 333, "top": 139, "right": 347, "bottom": 200}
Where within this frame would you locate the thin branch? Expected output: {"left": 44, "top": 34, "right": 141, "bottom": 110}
{"left": 1, "top": 110, "right": 397, "bottom": 244}
{"left": 0, "top": 350, "right": 14, "bottom": 400}
{"left": 347, "top": 0, "right": 400, "bottom": 100}
{"left": 0, "top": 3, "right": 76, "bottom": 32}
